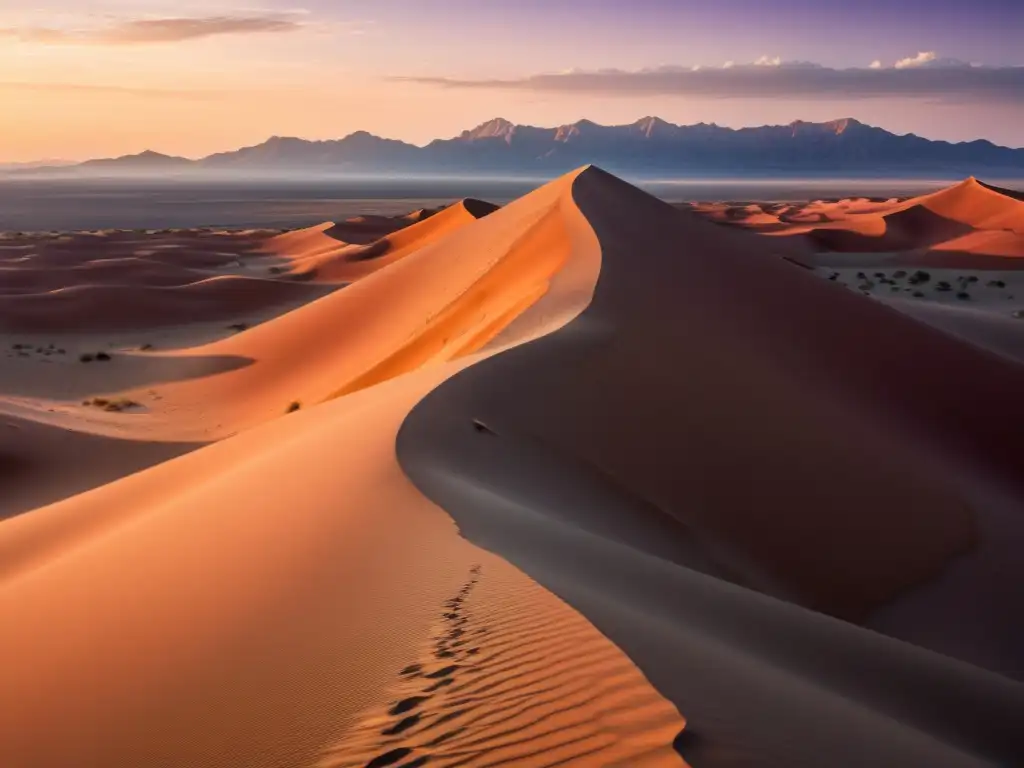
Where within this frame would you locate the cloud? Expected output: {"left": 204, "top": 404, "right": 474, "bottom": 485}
{"left": 0, "top": 15, "right": 304, "bottom": 45}
{"left": 895, "top": 51, "right": 937, "bottom": 69}
{"left": 396, "top": 56, "right": 1024, "bottom": 106}
{"left": 869, "top": 60, "right": 883, "bottom": 70}
{"left": 0, "top": 81, "right": 226, "bottom": 99}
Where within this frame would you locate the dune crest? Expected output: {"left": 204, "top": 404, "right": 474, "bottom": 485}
{"left": 0, "top": 167, "right": 698, "bottom": 768}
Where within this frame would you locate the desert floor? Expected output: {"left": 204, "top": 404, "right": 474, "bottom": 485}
{"left": 1, "top": 170, "right": 1022, "bottom": 768}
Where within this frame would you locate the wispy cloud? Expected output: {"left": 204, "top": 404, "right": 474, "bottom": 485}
{"left": 0, "top": 80, "right": 227, "bottom": 99}
{"left": 0, "top": 15, "right": 304, "bottom": 45}
{"left": 396, "top": 54, "right": 1024, "bottom": 105}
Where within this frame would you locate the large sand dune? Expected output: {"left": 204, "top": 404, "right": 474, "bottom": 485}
{"left": 1, "top": 168, "right": 1022, "bottom": 768}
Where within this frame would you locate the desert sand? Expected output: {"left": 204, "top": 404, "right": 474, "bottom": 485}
{"left": 1, "top": 169, "right": 1023, "bottom": 768}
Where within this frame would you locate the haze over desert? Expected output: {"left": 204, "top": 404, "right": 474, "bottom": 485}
{"left": 2, "top": 1, "right": 1024, "bottom": 767}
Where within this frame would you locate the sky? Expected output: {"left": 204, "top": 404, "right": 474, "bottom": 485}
{"left": 0, "top": 0, "right": 1021, "bottom": 161}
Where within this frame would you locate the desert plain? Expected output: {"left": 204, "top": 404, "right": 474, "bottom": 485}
{"left": 1, "top": 168, "right": 1023, "bottom": 768}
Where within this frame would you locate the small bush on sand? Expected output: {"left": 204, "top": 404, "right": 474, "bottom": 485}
{"left": 893, "top": 270, "right": 907, "bottom": 279}
{"left": 79, "top": 353, "right": 94, "bottom": 363}
{"left": 228, "top": 323, "right": 249, "bottom": 332}
{"left": 913, "top": 291, "right": 925, "bottom": 298}
{"left": 956, "top": 292, "right": 970, "bottom": 300}
{"left": 103, "top": 398, "right": 139, "bottom": 412}
{"left": 82, "top": 397, "right": 139, "bottom": 412}
{"left": 936, "top": 281, "right": 952, "bottom": 292}
{"left": 287, "top": 401, "right": 301, "bottom": 413}
{"left": 988, "top": 280, "right": 1006, "bottom": 288}
{"left": 95, "top": 351, "right": 112, "bottom": 362}
{"left": 909, "top": 270, "right": 931, "bottom": 285}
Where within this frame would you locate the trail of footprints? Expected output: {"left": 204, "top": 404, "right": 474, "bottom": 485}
{"left": 316, "top": 563, "right": 687, "bottom": 768}
{"left": 318, "top": 566, "right": 487, "bottom": 768}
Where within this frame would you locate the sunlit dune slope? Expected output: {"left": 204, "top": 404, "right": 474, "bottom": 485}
{"left": 133, "top": 190, "right": 571, "bottom": 440}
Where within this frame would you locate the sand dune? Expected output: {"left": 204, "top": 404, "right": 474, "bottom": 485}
{"left": 1, "top": 169, "right": 694, "bottom": 768}
{"left": 399, "top": 168, "right": 1024, "bottom": 765}
{"left": 265, "top": 199, "right": 497, "bottom": 283}
{"left": 1, "top": 169, "right": 1022, "bottom": 768}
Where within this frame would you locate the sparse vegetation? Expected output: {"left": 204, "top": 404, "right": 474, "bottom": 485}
{"left": 287, "top": 401, "right": 301, "bottom": 413}
{"left": 893, "top": 270, "right": 907, "bottom": 279}
{"left": 140, "top": 343, "right": 154, "bottom": 351}
{"left": 1013, "top": 310, "right": 1024, "bottom": 319}
{"left": 988, "top": 280, "right": 1007, "bottom": 288}
{"left": 936, "top": 281, "right": 952, "bottom": 292}
{"left": 82, "top": 397, "right": 139, "bottom": 412}
{"left": 79, "top": 353, "right": 94, "bottom": 363}
{"left": 956, "top": 292, "right": 971, "bottom": 301}
{"left": 913, "top": 291, "right": 925, "bottom": 298}
{"left": 227, "top": 322, "right": 249, "bottom": 332}
{"left": 95, "top": 351, "right": 112, "bottom": 362}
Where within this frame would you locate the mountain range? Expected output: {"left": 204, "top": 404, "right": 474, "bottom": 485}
{"left": 12, "top": 117, "right": 1024, "bottom": 178}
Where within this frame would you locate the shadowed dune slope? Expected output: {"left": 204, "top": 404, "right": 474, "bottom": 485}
{"left": 398, "top": 166, "right": 1024, "bottom": 767}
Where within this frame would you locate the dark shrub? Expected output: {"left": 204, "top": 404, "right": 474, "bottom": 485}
{"left": 95, "top": 351, "right": 112, "bottom": 361}
{"left": 908, "top": 270, "right": 931, "bottom": 285}
{"left": 936, "top": 281, "right": 952, "bottom": 292}
{"left": 79, "top": 353, "right": 94, "bottom": 363}
{"left": 287, "top": 401, "right": 301, "bottom": 413}
{"left": 956, "top": 292, "right": 970, "bottom": 300}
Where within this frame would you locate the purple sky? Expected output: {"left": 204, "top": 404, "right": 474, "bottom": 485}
{"left": 1, "top": 0, "right": 1021, "bottom": 159}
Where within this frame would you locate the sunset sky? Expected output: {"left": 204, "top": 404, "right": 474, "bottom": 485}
{"left": 1, "top": 0, "right": 1021, "bottom": 161}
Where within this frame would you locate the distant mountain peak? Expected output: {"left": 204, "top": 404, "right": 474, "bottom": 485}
{"left": 79, "top": 149, "right": 191, "bottom": 168}
{"left": 462, "top": 118, "right": 517, "bottom": 140}
{"left": 788, "top": 118, "right": 863, "bottom": 136}
{"left": 633, "top": 116, "right": 677, "bottom": 137}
